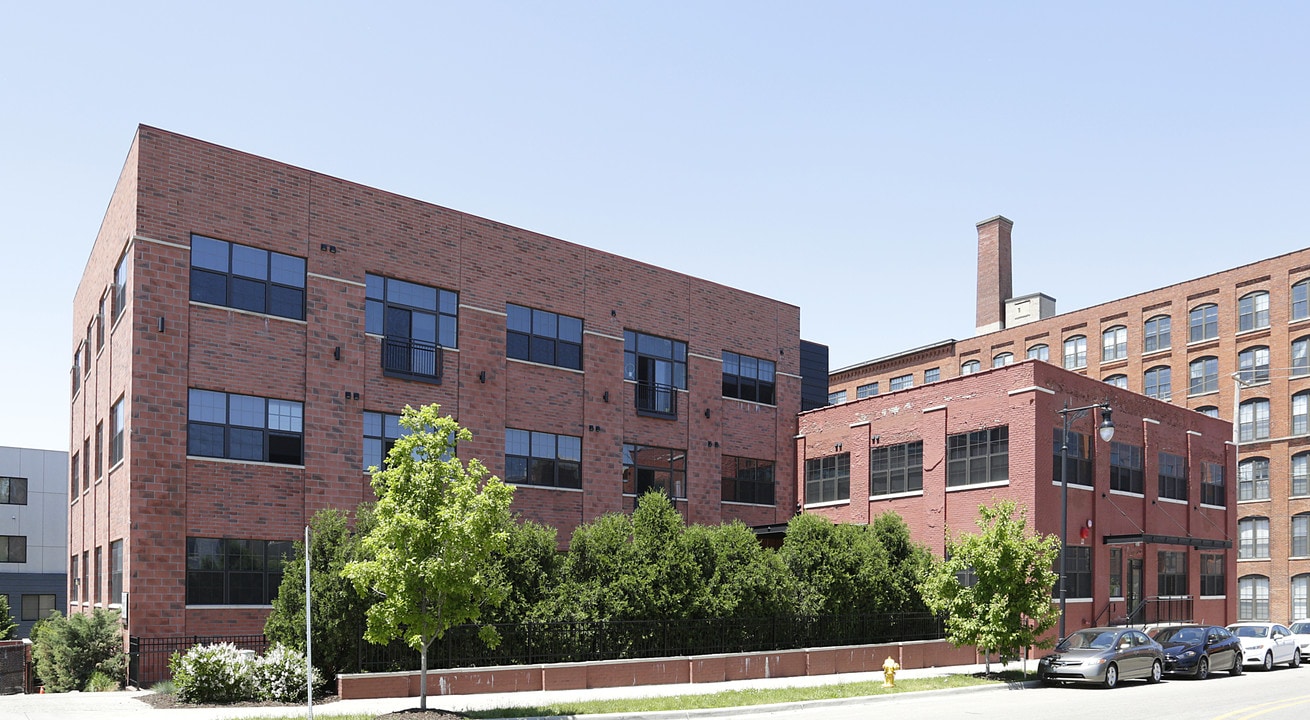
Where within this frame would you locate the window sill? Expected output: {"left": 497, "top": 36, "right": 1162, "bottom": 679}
{"left": 189, "top": 300, "right": 308, "bottom": 325}
{"left": 1199, "top": 502, "right": 1227, "bottom": 511}
{"left": 1235, "top": 326, "right": 1271, "bottom": 339}
{"left": 1157, "top": 496, "right": 1188, "bottom": 505}
{"left": 186, "top": 455, "right": 305, "bottom": 469}
{"left": 1141, "top": 347, "right": 1172, "bottom": 360}
{"left": 1109, "top": 489, "right": 1145, "bottom": 499}
{"left": 946, "top": 479, "right": 1010, "bottom": 493}
{"left": 803, "top": 499, "right": 851, "bottom": 509}
{"left": 1199, "top": 595, "right": 1227, "bottom": 600}
{"left": 1051, "top": 481, "right": 1094, "bottom": 492}
{"left": 722, "top": 500, "right": 777, "bottom": 508}
{"left": 506, "top": 483, "right": 584, "bottom": 493}
{"left": 870, "top": 490, "right": 924, "bottom": 502}
{"left": 1237, "top": 498, "right": 1272, "bottom": 504}
{"left": 108, "top": 459, "right": 124, "bottom": 474}
{"left": 1237, "top": 557, "right": 1270, "bottom": 563}
{"left": 1187, "top": 390, "right": 1219, "bottom": 399}
{"left": 1057, "top": 598, "right": 1094, "bottom": 604}
{"left": 506, "top": 356, "right": 584, "bottom": 374}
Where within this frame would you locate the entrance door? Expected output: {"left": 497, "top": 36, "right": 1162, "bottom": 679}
{"left": 1126, "top": 559, "right": 1145, "bottom": 625}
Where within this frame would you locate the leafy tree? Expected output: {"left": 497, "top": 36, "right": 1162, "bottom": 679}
{"left": 483, "top": 519, "right": 562, "bottom": 623}
{"left": 685, "top": 521, "right": 797, "bottom": 620}
{"left": 265, "top": 505, "right": 375, "bottom": 680}
{"left": 918, "top": 500, "right": 1060, "bottom": 674}
{"left": 30, "top": 609, "right": 125, "bottom": 692}
{"left": 780, "top": 513, "right": 892, "bottom": 616}
{"left": 868, "top": 511, "right": 933, "bottom": 614}
{"left": 0, "top": 594, "right": 16, "bottom": 640}
{"left": 343, "top": 404, "right": 514, "bottom": 710}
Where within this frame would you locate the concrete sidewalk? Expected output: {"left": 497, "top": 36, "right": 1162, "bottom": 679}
{"left": 0, "top": 660, "right": 1035, "bottom": 720}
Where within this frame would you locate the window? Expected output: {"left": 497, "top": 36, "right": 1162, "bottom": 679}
{"left": 1294, "top": 575, "right": 1310, "bottom": 621}
{"left": 1238, "top": 576, "right": 1270, "bottom": 621}
{"left": 1293, "top": 514, "right": 1310, "bottom": 557}
{"left": 947, "top": 426, "right": 1009, "bottom": 487}
{"left": 1295, "top": 453, "right": 1310, "bottom": 497}
{"left": 1109, "top": 548, "right": 1123, "bottom": 597}
{"left": 0, "top": 477, "right": 26, "bottom": 505}
{"left": 109, "top": 396, "right": 125, "bottom": 467}
{"left": 1101, "top": 326, "right": 1127, "bottom": 361}
{"left": 1295, "top": 280, "right": 1310, "bottom": 321}
{"left": 1104, "top": 374, "right": 1128, "bottom": 388}
{"left": 81, "top": 439, "right": 89, "bottom": 490}
{"left": 20, "top": 594, "right": 56, "bottom": 622}
{"left": 1294, "top": 337, "right": 1310, "bottom": 377}
{"left": 0, "top": 536, "right": 26, "bottom": 563}
{"left": 1200, "top": 553, "right": 1225, "bottom": 596}
{"left": 95, "top": 422, "right": 103, "bottom": 478}
{"left": 96, "top": 296, "right": 106, "bottom": 350}
{"left": 190, "top": 234, "right": 305, "bottom": 320}
{"left": 992, "top": 353, "right": 1014, "bottom": 368}
{"left": 70, "top": 453, "right": 79, "bottom": 497}
{"left": 805, "top": 453, "right": 850, "bottom": 503}
{"left": 505, "top": 429, "right": 581, "bottom": 489}
{"left": 856, "top": 382, "right": 878, "bottom": 399}
{"left": 960, "top": 359, "right": 981, "bottom": 375}
{"left": 1144, "top": 366, "right": 1171, "bottom": 400}
{"left": 1201, "top": 462, "right": 1226, "bottom": 506}
{"left": 1197, "top": 406, "right": 1220, "bottom": 418}
{"left": 1027, "top": 344, "right": 1049, "bottom": 361}
{"left": 1053, "top": 429, "right": 1092, "bottom": 487}
{"left": 1239, "top": 517, "right": 1270, "bottom": 559}
{"left": 870, "top": 441, "right": 923, "bottom": 496}
{"left": 1144, "top": 315, "right": 1171, "bottom": 352}
{"left": 1063, "top": 336, "right": 1087, "bottom": 369}
{"left": 1238, "top": 399, "right": 1270, "bottom": 442}
{"left": 1158, "top": 551, "right": 1188, "bottom": 596}
{"left": 1189, "top": 303, "right": 1218, "bottom": 342}
{"left": 363, "top": 412, "right": 406, "bottom": 472}
{"left": 1158, "top": 451, "right": 1187, "bottom": 501}
{"left": 1237, "top": 346, "right": 1270, "bottom": 384}
{"left": 1110, "top": 441, "right": 1144, "bottom": 494}
{"left": 1064, "top": 546, "right": 1092, "bottom": 598}
{"left": 187, "top": 389, "right": 304, "bottom": 465}
{"left": 721, "top": 456, "right": 775, "bottom": 505}
{"left": 109, "top": 540, "right": 123, "bottom": 605}
{"left": 624, "top": 331, "right": 686, "bottom": 417}
{"left": 71, "top": 345, "right": 82, "bottom": 397}
{"left": 1238, "top": 458, "right": 1270, "bottom": 501}
{"left": 924, "top": 368, "right": 941, "bottom": 383}
{"left": 1238, "top": 291, "right": 1270, "bottom": 332}
{"left": 828, "top": 390, "right": 847, "bottom": 405}
{"left": 1295, "top": 392, "right": 1310, "bottom": 436}
{"left": 81, "top": 551, "right": 88, "bottom": 605}
{"left": 94, "top": 546, "right": 101, "bottom": 604}
{"left": 507, "top": 303, "right": 582, "bottom": 370}
{"left": 622, "top": 444, "right": 686, "bottom": 499}
{"left": 722, "top": 351, "right": 776, "bottom": 405}
{"left": 186, "top": 537, "right": 293, "bottom": 605}
{"left": 112, "top": 253, "right": 128, "bottom": 322}
{"left": 890, "top": 373, "right": 913, "bottom": 391}
{"left": 1189, "top": 357, "right": 1218, "bottom": 396}
{"left": 70, "top": 554, "right": 80, "bottom": 602}
{"left": 367, "top": 274, "right": 457, "bottom": 382}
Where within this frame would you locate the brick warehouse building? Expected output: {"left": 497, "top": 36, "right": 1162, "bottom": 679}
{"left": 70, "top": 126, "right": 826, "bottom": 639}
{"left": 802, "top": 360, "right": 1238, "bottom": 629}
{"left": 829, "top": 215, "right": 1310, "bottom": 623}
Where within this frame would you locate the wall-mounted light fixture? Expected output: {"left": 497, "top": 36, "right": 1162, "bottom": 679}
{"left": 704, "top": 408, "right": 711, "bottom": 419}
{"left": 479, "top": 371, "right": 486, "bottom": 384}
{"left": 157, "top": 317, "right": 166, "bottom": 333}
{"left": 333, "top": 346, "right": 341, "bottom": 361}
{"left": 834, "top": 442, "right": 843, "bottom": 452}
{"left": 603, "top": 391, "right": 610, "bottom": 403}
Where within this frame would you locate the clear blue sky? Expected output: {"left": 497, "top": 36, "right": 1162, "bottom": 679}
{"left": 3, "top": 1, "right": 1308, "bottom": 451}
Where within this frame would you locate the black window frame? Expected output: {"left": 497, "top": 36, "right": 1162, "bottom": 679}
{"left": 1189, "top": 303, "right": 1218, "bottom": 342}
{"left": 0, "top": 477, "right": 27, "bottom": 505}
{"left": 505, "top": 428, "right": 582, "bottom": 490}
{"left": 1200, "top": 553, "right": 1225, "bottom": 596}
{"left": 0, "top": 535, "right": 26, "bottom": 563}
{"left": 189, "top": 234, "right": 306, "bottom": 320}
{"left": 1158, "top": 550, "right": 1188, "bottom": 596}
{"left": 94, "top": 422, "right": 103, "bottom": 479}
{"left": 1201, "top": 462, "right": 1226, "bottom": 507}
{"left": 1144, "top": 314, "right": 1171, "bottom": 353}
{"left": 622, "top": 444, "right": 687, "bottom": 499}
{"left": 187, "top": 388, "right": 304, "bottom": 465}
{"left": 1064, "top": 546, "right": 1092, "bottom": 599}
{"left": 185, "top": 537, "right": 294, "bottom": 606}
{"left": 363, "top": 411, "right": 406, "bottom": 472}
{"left": 366, "top": 273, "right": 457, "bottom": 383}
{"left": 1158, "top": 451, "right": 1188, "bottom": 501}
{"left": 870, "top": 441, "right": 923, "bottom": 497}
{"left": 109, "top": 396, "right": 125, "bottom": 467}
{"left": 1109, "top": 441, "right": 1144, "bottom": 494}
{"left": 624, "top": 331, "right": 686, "bottom": 418}
{"left": 506, "top": 303, "right": 582, "bottom": 371}
{"left": 1238, "top": 291, "right": 1270, "bottom": 332}
{"left": 721, "top": 455, "right": 775, "bottom": 505}
{"left": 947, "top": 426, "right": 1009, "bottom": 487}
{"left": 1238, "top": 457, "right": 1270, "bottom": 501}
{"left": 721, "top": 351, "right": 776, "bottom": 405}
{"left": 805, "top": 453, "right": 850, "bottom": 504}
{"left": 1053, "top": 428, "right": 1093, "bottom": 488}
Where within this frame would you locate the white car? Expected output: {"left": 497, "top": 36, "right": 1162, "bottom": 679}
{"left": 1227, "top": 622, "right": 1302, "bottom": 670}
{"left": 1290, "top": 619, "right": 1310, "bottom": 660}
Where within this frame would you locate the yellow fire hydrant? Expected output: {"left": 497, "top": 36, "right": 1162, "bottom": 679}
{"left": 882, "top": 656, "right": 901, "bottom": 688}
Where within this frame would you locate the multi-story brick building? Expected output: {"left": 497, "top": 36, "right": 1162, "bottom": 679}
{"left": 830, "top": 215, "right": 1310, "bottom": 624}
{"left": 0, "top": 446, "right": 67, "bottom": 638}
{"left": 70, "top": 126, "right": 821, "bottom": 639}
{"left": 803, "top": 361, "right": 1238, "bottom": 629}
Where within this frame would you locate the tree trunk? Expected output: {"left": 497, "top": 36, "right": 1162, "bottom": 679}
{"left": 419, "top": 637, "right": 430, "bottom": 710}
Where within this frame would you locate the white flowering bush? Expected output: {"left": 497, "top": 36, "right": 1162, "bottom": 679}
{"left": 169, "top": 643, "right": 254, "bottom": 703}
{"left": 252, "top": 644, "right": 322, "bottom": 703}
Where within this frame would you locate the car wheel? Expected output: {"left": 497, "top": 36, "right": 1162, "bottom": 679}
{"left": 1103, "top": 662, "right": 1119, "bottom": 689}
{"left": 1148, "top": 659, "right": 1163, "bottom": 684}
{"left": 1230, "top": 653, "right": 1243, "bottom": 676}
{"left": 1263, "top": 651, "right": 1275, "bottom": 671}
{"left": 1195, "top": 657, "right": 1210, "bottom": 680}
{"left": 1292, "top": 651, "right": 1302, "bottom": 669}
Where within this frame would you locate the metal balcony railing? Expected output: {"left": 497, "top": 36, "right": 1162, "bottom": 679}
{"left": 381, "top": 335, "right": 443, "bottom": 383}
{"left": 634, "top": 381, "right": 677, "bottom": 418}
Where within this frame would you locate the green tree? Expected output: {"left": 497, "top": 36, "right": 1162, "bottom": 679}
{"left": 30, "top": 609, "right": 125, "bottom": 692}
{"left": 343, "top": 404, "right": 514, "bottom": 710}
{"left": 686, "top": 521, "right": 797, "bottom": 620}
{"left": 483, "top": 519, "right": 562, "bottom": 623}
{"left": 869, "top": 511, "right": 933, "bottom": 614}
{"left": 918, "top": 500, "right": 1060, "bottom": 674}
{"left": 0, "top": 595, "right": 16, "bottom": 640}
{"left": 780, "top": 513, "right": 892, "bottom": 616}
{"left": 265, "top": 505, "right": 375, "bottom": 681}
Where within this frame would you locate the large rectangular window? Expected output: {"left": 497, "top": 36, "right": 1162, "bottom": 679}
{"left": 1189, "top": 304, "right": 1218, "bottom": 342}
{"left": 1239, "top": 517, "right": 1270, "bottom": 559}
{"left": 889, "top": 374, "right": 913, "bottom": 391}
{"left": 1053, "top": 429, "right": 1092, "bottom": 487}
{"left": 507, "top": 303, "right": 582, "bottom": 370}
{"left": 505, "top": 429, "right": 581, "bottom": 489}
{"left": 805, "top": 453, "right": 850, "bottom": 503}
{"left": 947, "top": 427, "right": 1009, "bottom": 487}
{"left": 187, "top": 389, "right": 304, "bottom": 465}
{"left": 1238, "top": 576, "right": 1270, "bottom": 621}
{"left": 856, "top": 382, "right": 878, "bottom": 399}
{"left": 721, "top": 456, "right": 775, "bottom": 505}
{"left": 1063, "top": 546, "right": 1092, "bottom": 598}
{"left": 1109, "top": 548, "right": 1123, "bottom": 597}
{"left": 0, "top": 536, "right": 26, "bottom": 563}
{"left": 70, "top": 554, "right": 80, "bottom": 602}
{"left": 109, "top": 540, "right": 123, "bottom": 605}
{"left": 190, "top": 234, "right": 306, "bottom": 320}
{"left": 1239, "top": 459, "right": 1270, "bottom": 501}
{"left": 1291, "top": 515, "right": 1309, "bottom": 558}
{"left": 20, "top": 594, "right": 56, "bottom": 622}
{"left": 112, "top": 253, "right": 128, "bottom": 322}
{"left": 722, "top": 351, "right": 776, "bottom": 405}
{"left": 1158, "top": 551, "right": 1188, "bottom": 596}
{"left": 624, "top": 331, "right": 686, "bottom": 417}
{"left": 1200, "top": 553, "right": 1225, "bottom": 596}
{"left": 1110, "top": 442, "right": 1144, "bottom": 494}
{"left": 363, "top": 411, "right": 405, "bottom": 472}
{"left": 870, "top": 441, "right": 923, "bottom": 496}
{"left": 1201, "top": 462, "right": 1226, "bottom": 507}
{"left": 186, "top": 537, "right": 294, "bottom": 605}
{"left": 623, "top": 444, "right": 687, "bottom": 499}
{"left": 109, "top": 397, "right": 126, "bottom": 466}
{"left": 1158, "top": 452, "right": 1187, "bottom": 501}
{"left": 367, "top": 274, "right": 457, "bottom": 382}
{"left": 0, "top": 477, "right": 26, "bottom": 505}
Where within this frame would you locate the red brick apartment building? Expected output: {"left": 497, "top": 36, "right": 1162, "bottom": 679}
{"left": 69, "top": 126, "right": 827, "bottom": 639}
{"left": 829, "top": 216, "right": 1310, "bottom": 624}
{"left": 802, "top": 360, "right": 1238, "bottom": 629}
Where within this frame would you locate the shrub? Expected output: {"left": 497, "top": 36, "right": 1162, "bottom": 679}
{"left": 169, "top": 643, "right": 254, "bottom": 704}
{"left": 84, "top": 671, "right": 118, "bottom": 692}
{"left": 252, "top": 644, "right": 322, "bottom": 702}
{"left": 30, "top": 609, "right": 125, "bottom": 692}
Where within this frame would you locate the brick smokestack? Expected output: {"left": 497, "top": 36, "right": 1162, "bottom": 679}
{"left": 975, "top": 215, "right": 1013, "bottom": 334}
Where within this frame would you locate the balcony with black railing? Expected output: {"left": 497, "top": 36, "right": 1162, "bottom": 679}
{"left": 634, "top": 381, "right": 677, "bottom": 418}
{"left": 381, "top": 335, "right": 443, "bottom": 384}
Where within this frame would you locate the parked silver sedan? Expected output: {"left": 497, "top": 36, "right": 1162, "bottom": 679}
{"left": 1039, "top": 627, "right": 1165, "bottom": 688}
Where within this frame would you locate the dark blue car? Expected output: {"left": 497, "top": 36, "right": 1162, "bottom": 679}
{"left": 1150, "top": 624, "right": 1243, "bottom": 680}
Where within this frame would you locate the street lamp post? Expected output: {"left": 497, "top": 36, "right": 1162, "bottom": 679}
{"left": 1058, "top": 401, "right": 1115, "bottom": 640}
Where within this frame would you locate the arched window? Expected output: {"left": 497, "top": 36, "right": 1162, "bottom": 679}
{"left": 1189, "top": 356, "right": 1219, "bottom": 395}
{"left": 1027, "top": 344, "right": 1049, "bottom": 362}
{"left": 1189, "top": 303, "right": 1218, "bottom": 342}
{"left": 1063, "top": 335, "right": 1087, "bottom": 370}
{"left": 1239, "top": 398, "right": 1271, "bottom": 442}
{"left": 1238, "top": 517, "right": 1270, "bottom": 559}
{"left": 1238, "top": 346, "right": 1270, "bottom": 384}
{"left": 1238, "top": 458, "right": 1270, "bottom": 501}
{"left": 992, "top": 352, "right": 1013, "bottom": 368}
{"left": 1294, "top": 452, "right": 1310, "bottom": 497}
{"left": 1294, "top": 392, "right": 1310, "bottom": 436}
{"left": 961, "top": 360, "right": 981, "bottom": 375}
{"left": 1144, "top": 366, "right": 1171, "bottom": 400}
{"left": 1238, "top": 575, "right": 1270, "bottom": 621}
{"left": 1102, "top": 325, "right": 1128, "bottom": 361}
{"left": 1293, "top": 513, "right": 1310, "bottom": 558}
{"left": 1238, "top": 291, "right": 1270, "bottom": 332}
{"left": 1196, "top": 406, "right": 1220, "bottom": 418}
{"left": 1294, "top": 279, "right": 1310, "bottom": 321}
{"left": 1104, "top": 374, "right": 1128, "bottom": 389}
{"left": 1144, "top": 315, "right": 1171, "bottom": 352}
{"left": 1293, "top": 574, "right": 1310, "bottom": 621}
{"left": 1294, "top": 337, "right": 1310, "bottom": 377}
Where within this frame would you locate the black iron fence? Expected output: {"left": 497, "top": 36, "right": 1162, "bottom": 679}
{"left": 128, "top": 634, "right": 268, "bottom": 688}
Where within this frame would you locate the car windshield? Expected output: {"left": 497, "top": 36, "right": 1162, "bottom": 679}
{"left": 1061, "top": 630, "right": 1119, "bottom": 650}
{"left": 1155, "top": 627, "right": 1203, "bottom": 645}
{"left": 1292, "top": 622, "right": 1310, "bottom": 634}
{"left": 1232, "top": 625, "right": 1269, "bottom": 638}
